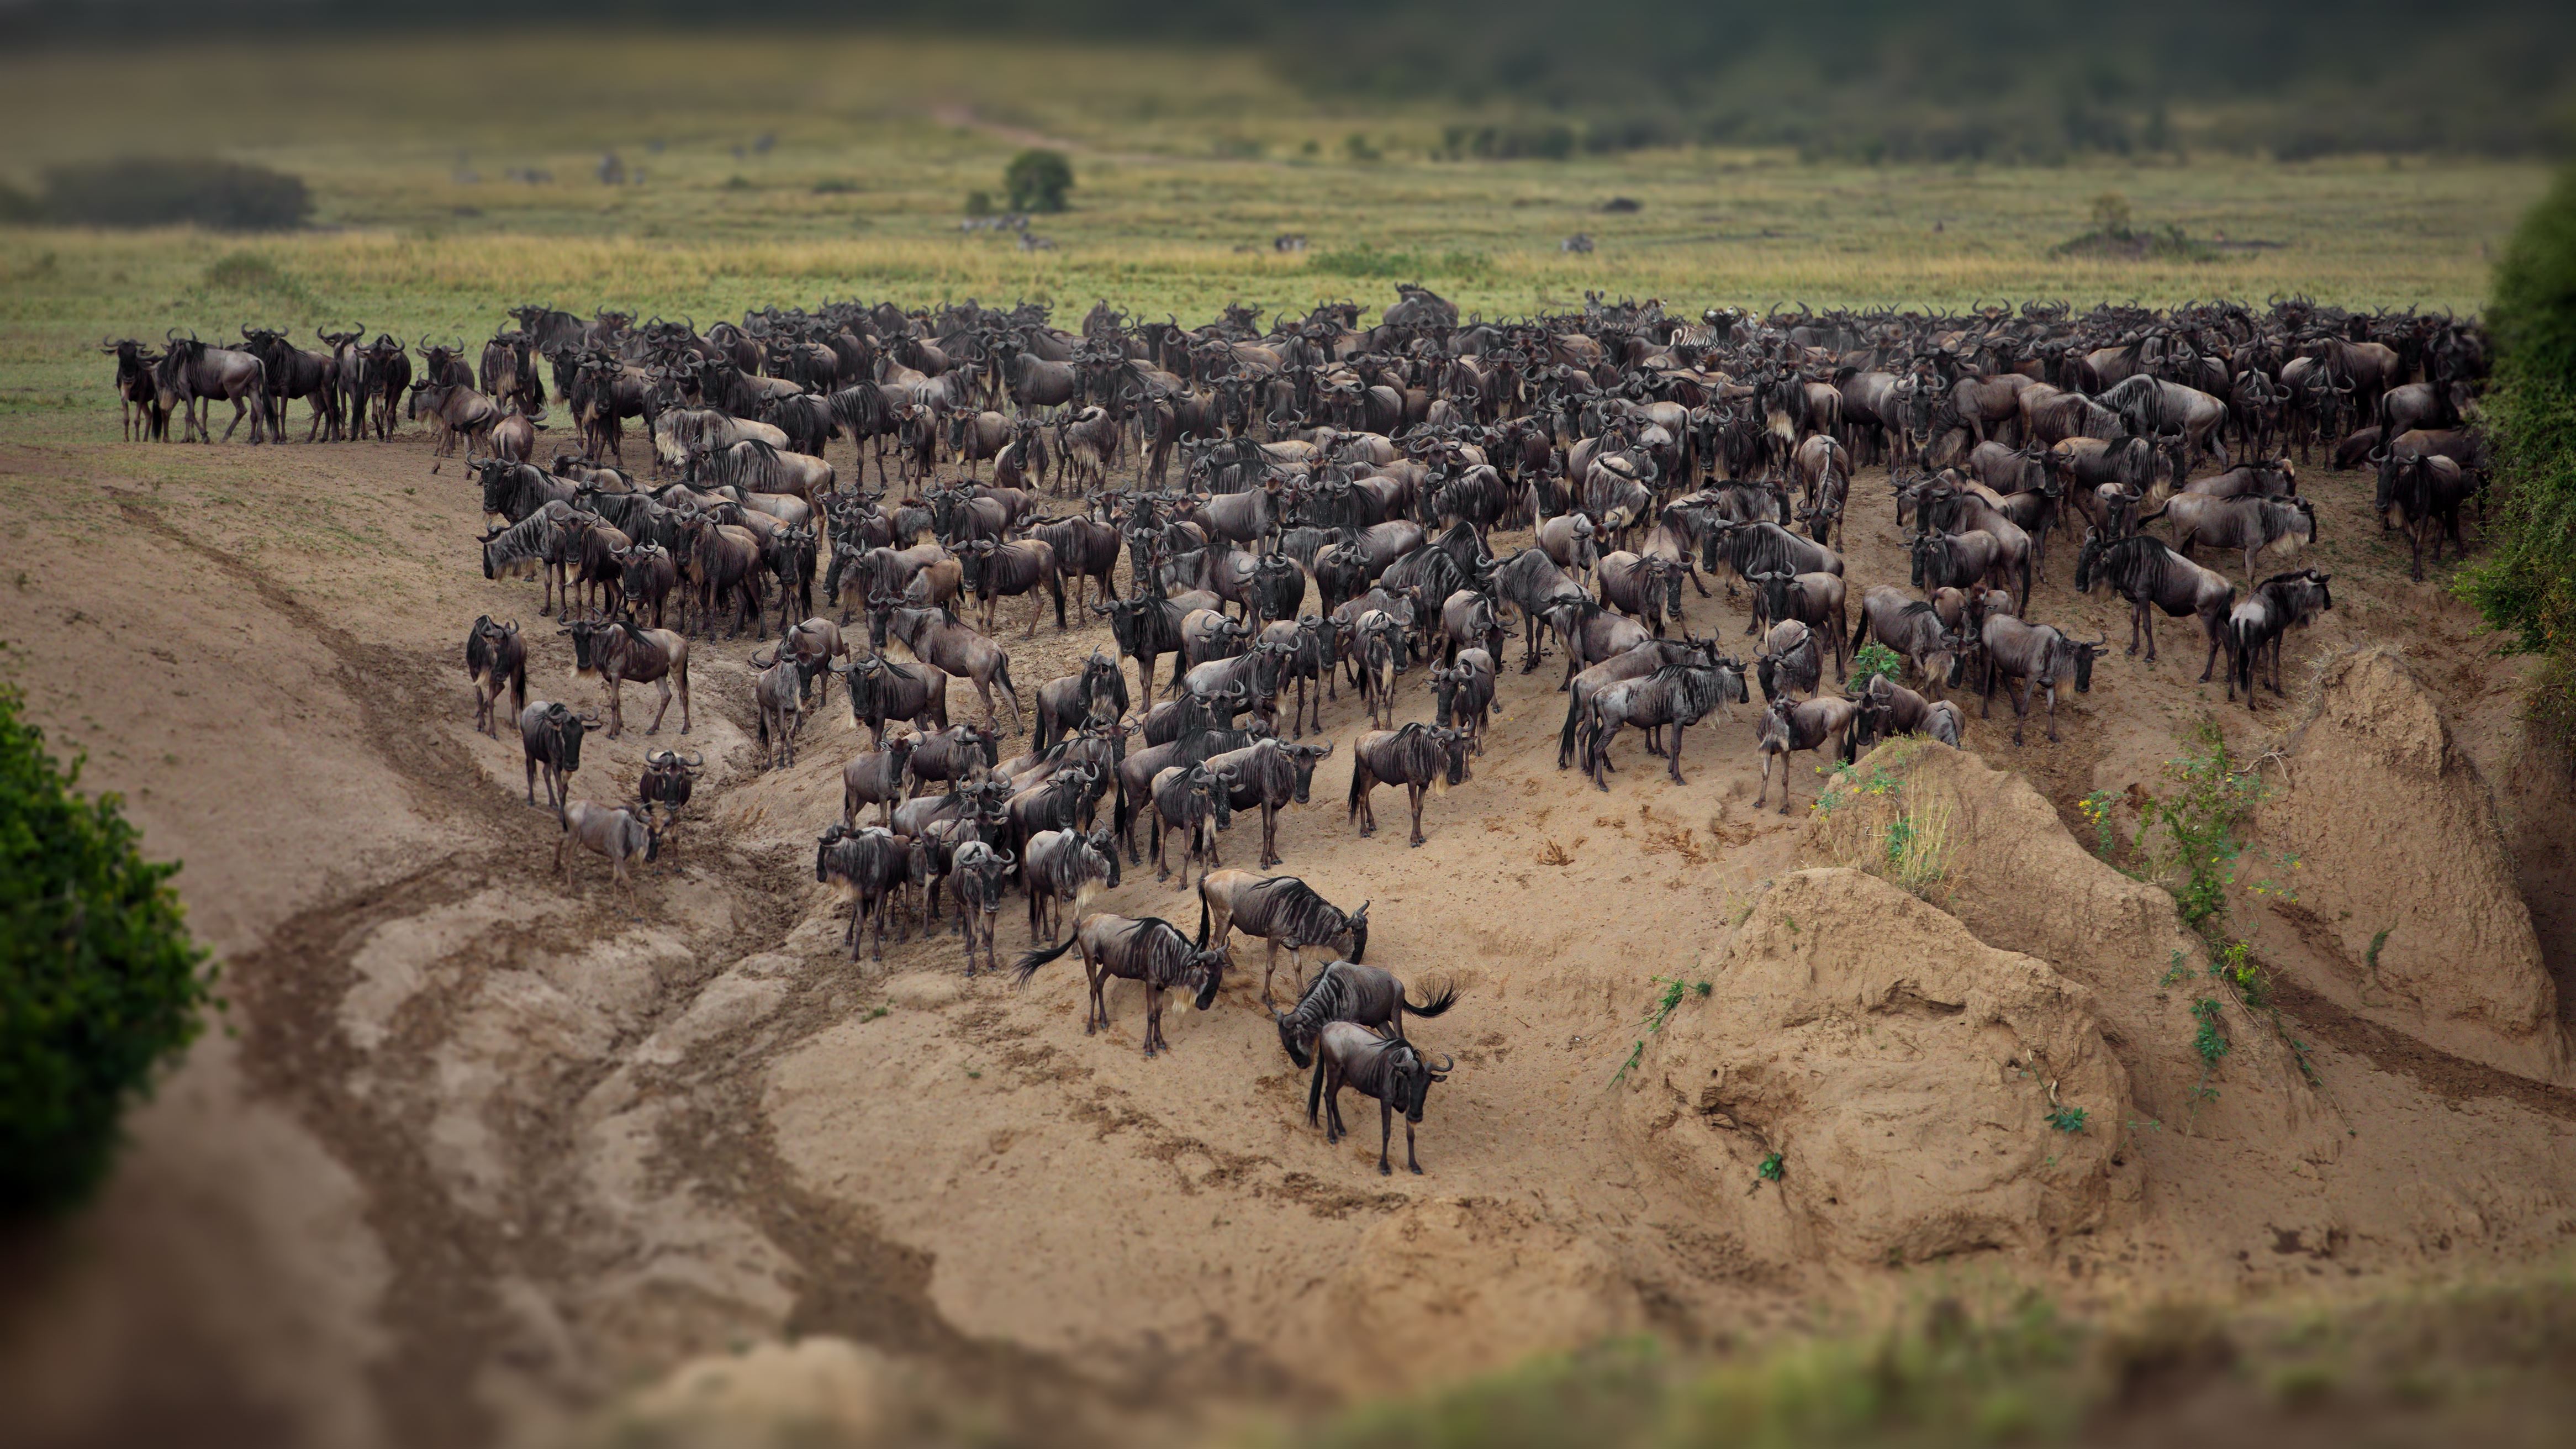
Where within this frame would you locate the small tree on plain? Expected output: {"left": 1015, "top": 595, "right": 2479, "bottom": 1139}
{"left": 1005, "top": 150, "right": 1073, "bottom": 213}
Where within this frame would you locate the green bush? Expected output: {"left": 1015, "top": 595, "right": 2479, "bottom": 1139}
{"left": 1002, "top": 149, "right": 1072, "bottom": 213}
{"left": 39, "top": 157, "right": 310, "bottom": 231}
{"left": 0, "top": 679, "right": 217, "bottom": 1215}
{"left": 2462, "top": 164, "right": 2576, "bottom": 762}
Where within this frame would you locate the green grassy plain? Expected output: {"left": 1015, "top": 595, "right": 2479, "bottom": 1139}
{"left": 0, "top": 32, "right": 2544, "bottom": 438}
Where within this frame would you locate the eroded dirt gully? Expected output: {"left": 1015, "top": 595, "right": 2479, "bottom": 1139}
{"left": 2, "top": 419, "right": 2573, "bottom": 1448}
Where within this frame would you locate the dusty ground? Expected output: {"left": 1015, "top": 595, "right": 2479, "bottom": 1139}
{"left": 2, "top": 419, "right": 2572, "bottom": 1449}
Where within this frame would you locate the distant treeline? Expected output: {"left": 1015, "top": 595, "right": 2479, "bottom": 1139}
{"left": 6, "top": 0, "right": 2569, "bottom": 159}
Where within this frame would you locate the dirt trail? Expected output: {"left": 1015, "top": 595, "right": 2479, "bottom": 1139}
{"left": 2, "top": 424, "right": 2573, "bottom": 1447}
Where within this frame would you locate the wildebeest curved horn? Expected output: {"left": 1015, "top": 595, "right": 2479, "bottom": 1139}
{"left": 1429, "top": 1052, "right": 1455, "bottom": 1074}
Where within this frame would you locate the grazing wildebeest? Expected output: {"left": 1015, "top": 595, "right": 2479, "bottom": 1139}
{"left": 1348, "top": 722, "right": 1468, "bottom": 847}
{"left": 1844, "top": 673, "right": 1965, "bottom": 752}
{"left": 1023, "top": 825, "right": 1121, "bottom": 946}
{"left": 518, "top": 700, "right": 599, "bottom": 810}
{"left": 1148, "top": 760, "right": 1236, "bottom": 887}
{"left": 870, "top": 598, "right": 1022, "bottom": 733}
{"left": 1847, "top": 587, "right": 1966, "bottom": 695}
{"left": 1581, "top": 657, "right": 1745, "bottom": 789}
{"left": 1752, "top": 694, "right": 1861, "bottom": 814}
{"left": 464, "top": 614, "right": 526, "bottom": 737}
{"left": 1200, "top": 736, "right": 1331, "bottom": 870}
{"left": 563, "top": 616, "right": 692, "bottom": 737}
{"left": 831, "top": 652, "right": 951, "bottom": 748}
{"left": 1979, "top": 616, "right": 2103, "bottom": 745}
{"left": 2074, "top": 531, "right": 2236, "bottom": 676}
{"left": 1195, "top": 869, "right": 1371, "bottom": 1007}
{"left": 1270, "top": 960, "right": 1453, "bottom": 1061}
{"left": 2227, "top": 569, "right": 2334, "bottom": 710}
{"left": 1010, "top": 912, "right": 1227, "bottom": 1057}
{"left": 1305, "top": 1021, "right": 1454, "bottom": 1176}
{"left": 553, "top": 800, "right": 661, "bottom": 903}
{"left": 2135, "top": 493, "right": 2317, "bottom": 584}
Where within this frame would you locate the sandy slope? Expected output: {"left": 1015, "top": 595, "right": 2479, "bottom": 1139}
{"left": 1, "top": 423, "right": 2572, "bottom": 1448}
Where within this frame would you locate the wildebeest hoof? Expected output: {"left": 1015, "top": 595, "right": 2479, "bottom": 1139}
{"left": 1378, "top": 1162, "right": 1392, "bottom": 1176}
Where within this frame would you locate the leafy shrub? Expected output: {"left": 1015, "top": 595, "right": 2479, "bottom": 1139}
{"left": 2461, "top": 163, "right": 2576, "bottom": 765}
{"left": 41, "top": 157, "right": 311, "bottom": 231}
{"left": 1850, "top": 640, "right": 1902, "bottom": 686}
{"left": 1002, "top": 149, "right": 1072, "bottom": 213}
{"left": 0, "top": 679, "right": 217, "bottom": 1214}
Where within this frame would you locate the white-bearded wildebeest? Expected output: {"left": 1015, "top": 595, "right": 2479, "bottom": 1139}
{"left": 959, "top": 538, "right": 1065, "bottom": 639}
{"left": 1581, "top": 656, "right": 1746, "bottom": 791}
{"left": 1305, "top": 1021, "right": 1454, "bottom": 1176}
{"left": 1849, "top": 587, "right": 1967, "bottom": 696}
{"left": 2135, "top": 492, "right": 2318, "bottom": 585}
{"left": 1259, "top": 615, "right": 1343, "bottom": 740}
{"left": 1536, "top": 511, "right": 1601, "bottom": 589}
{"left": 2373, "top": 450, "right": 2478, "bottom": 582}
{"left": 2228, "top": 569, "right": 2334, "bottom": 711}
{"left": 1031, "top": 514, "right": 1122, "bottom": 610}
{"left": 637, "top": 749, "right": 704, "bottom": 830}
{"left": 1748, "top": 571, "right": 1851, "bottom": 682}
{"left": 1194, "top": 869, "right": 1371, "bottom": 1007}
{"left": 1487, "top": 546, "right": 1593, "bottom": 672}
{"left": 2074, "top": 531, "right": 2236, "bottom": 675}
{"left": 1270, "top": 960, "right": 1451, "bottom": 1063}
{"left": 815, "top": 823, "right": 920, "bottom": 962}
{"left": 831, "top": 653, "right": 951, "bottom": 749}
{"left": 155, "top": 332, "right": 271, "bottom": 444}
{"left": 554, "top": 799, "right": 661, "bottom": 904}
{"left": 1202, "top": 736, "right": 1331, "bottom": 870}
{"left": 909, "top": 723, "right": 997, "bottom": 797}
{"left": 1430, "top": 646, "right": 1499, "bottom": 757}
{"left": 2095, "top": 374, "right": 2230, "bottom": 477}
{"left": 1353, "top": 610, "right": 1408, "bottom": 729}
{"left": 465, "top": 614, "right": 526, "bottom": 738}
{"left": 241, "top": 325, "right": 344, "bottom": 442}
{"left": 1753, "top": 694, "right": 1861, "bottom": 814}
{"left": 945, "top": 840, "right": 1017, "bottom": 976}
{"left": 1023, "top": 825, "right": 1121, "bottom": 946}
{"left": 1845, "top": 674, "right": 1965, "bottom": 752}
{"left": 842, "top": 734, "right": 917, "bottom": 828}
{"left": 1556, "top": 638, "right": 1720, "bottom": 769}
{"left": 518, "top": 699, "right": 600, "bottom": 810}
{"left": 747, "top": 645, "right": 815, "bottom": 771}
{"left": 407, "top": 380, "right": 502, "bottom": 458}
{"left": 563, "top": 616, "right": 692, "bottom": 737}
{"left": 1703, "top": 520, "right": 1844, "bottom": 619}
{"left": 1979, "top": 616, "right": 2104, "bottom": 745}
{"left": 1754, "top": 619, "right": 1823, "bottom": 703}
{"left": 102, "top": 338, "right": 169, "bottom": 441}
{"left": 1010, "top": 912, "right": 1227, "bottom": 1057}
{"left": 1148, "top": 761, "right": 1236, "bottom": 888}
{"left": 678, "top": 513, "right": 766, "bottom": 637}
{"left": 1596, "top": 551, "right": 1688, "bottom": 639}
{"left": 869, "top": 601, "right": 1021, "bottom": 734}
{"left": 1033, "top": 649, "right": 1130, "bottom": 756}
{"left": 1348, "top": 722, "right": 1468, "bottom": 847}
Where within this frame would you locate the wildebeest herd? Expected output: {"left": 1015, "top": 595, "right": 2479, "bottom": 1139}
{"left": 111, "top": 287, "right": 2487, "bottom": 1174}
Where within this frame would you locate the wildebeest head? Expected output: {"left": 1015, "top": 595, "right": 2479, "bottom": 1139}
{"left": 1344, "top": 900, "right": 1370, "bottom": 963}
{"left": 1083, "top": 825, "right": 1122, "bottom": 891}
{"left": 2073, "top": 529, "right": 2109, "bottom": 594}
{"left": 1283, "top": 740, "right": 1331, "bottom": 804}
{"left": 1433, "top": 725, "right": 1469, "bottom": 787}
{"left": 2060, "top": 631, "right": 2107, "bottom": 693}
{"left": 540, "top": 700, "right": 599, "bottom": 769}
{"left": 1750, "top": 569, "right": 1795, "bottom": 626}
{"left": 1387, "top": 1040, "right": 1454, "bottom": 1123}
{"left": 1185, "top": 942, "right": 1228, "bottom": 1011}
{"left": 562, "top": 618, "right": 610, "bottom": 676}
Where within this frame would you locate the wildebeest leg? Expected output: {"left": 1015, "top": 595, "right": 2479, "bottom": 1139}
{"left": 2198, "top": 620, "right": 2224, "bottom": 683}
{"left": 1407, "top": 782, "right": 1427, "bottom": 847}
{"left": 1084, "top": 953, "right": 1105, "bottom": 1035}
{"left": 1143, "top": 982, "right": 1164, "bottom": 1057}
{"left": 1667, "top": 723, "right": 1688, "bottom": 786}
{"left": 1377, "top": 1096, "right": 1395, "bottom": 1176}
{"left": 2009, "top": 679, "right": 2031, "bottom": 746}
{"left": 1405, "top": 1116, "right": 1422, "bottom": 1174}
{"left": 1260, "top": 939, "right": 1279, "bottom": 1007}
{"left": 646, "top": 677, "right": 674, "bottom": 734}
{"left": 2044, "top": 682, "right": 2060, "bottom": 743}
{"left": 1306, "top": 1053, "right": 1327, "bottom": 1126}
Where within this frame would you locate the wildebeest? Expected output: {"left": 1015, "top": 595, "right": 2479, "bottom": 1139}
{"left": 1022, "top": 825, "right": 1121, "bottom": 945}
{"left": 1754, "top": 619, "right": 1823, "bottom": 702}
{"left": 841, "top": 734, "right": 918, "bottom": 827}
{"left": 2373, "top": 449, "right": 2477, "bottom": 581}
{"left": 1752, "top": 694, "right": 1861, "bottom": 814}
{"left": 1270, "top": 959, "right": 1453, "bottom": 1062}
{"left": 1581, "top": 657, "right": 1745, "bottom": 789}
{"left": 155, "top": 332, "right": 271, "bottom": 444}
{"left": 1979, "top": 616, "right": 2103, "bottom": 745}
{"left": 1033, "top": 649, "right": 1130, "bottom": 755}
{"left": 1195, "top": 869, "right": 1371, "bottom": 1007}
{"left": 1429, "top": 645, "right": 1499, "bottom": 756}
{"left": 553, "top": 799, "right": 661, "bottom": 903}
{"left": 959, "top": 538, "right": 1066, "bottom": 638}
{"left": 1148, "top": 761, "right": 1236, "bottom": 887}
{"left": 1011, "top": 911, "right": 1227, "bottom": 1057}
{"left": 464, "top": 614, "right": 526, "bottom": 737}
{"left": 870, "top": 599, "right": 1021, "bottom": 733}
{"left": 2135, "top": 493, "right": 2318, "bottom": 584}
{"left": 2074, "top": 531, "right": 2235, "bottom": 675}
{"left": 1596, "top": 551, "right": 1687, "bottom": 638}
{"left": 1488, "top": 546, "right": 1592, "bottom": 672}
{"left": 1305, "top": 1021, "right": 1454, "bottom": 1176}
{"left": 518, "top": 699, "right": 599, "bottom": 810}
{"left": 1848, "top": 587, "right": 1966, "bottom": 695}
{"left": 910, "top": 722, "right": 998, "bottom": 796}
{"left": 831, "top": 653, "right": 951, "bottom": 747}
{"left": 944, "top": 840, "right": 1017, "bottom": 976}
{"left": 1200, "top": 736, "right": 1330, "bottom": 870}
{"left": 815, "top": 823, "right": 918, "bottom": 962}
{"left": 1844, "top": 673, "right": 1964, "bottom": 752}
{"left": 407, "top": 380, "right": 503, "bottom": 458}
{"left": 564, "top": 616, "right": 693, "bottom": 736}
{"left": 747, "top": 645, "right": 814, "bottom": 770}
{"left": 2228, "top": 568, "right": 2334, "bottom": 710}
{"left": 1348, "top": 722, "right": 1468, "bottom": 846}
{"left": 637, "top": 749, "right": 704, "bottom": 829}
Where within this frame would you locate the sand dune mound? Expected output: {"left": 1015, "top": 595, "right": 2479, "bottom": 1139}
{"left": 1621, "top": 869, "right": 2139, "bottom": 1267}
{"left": 2248, "top": 649, "right": 2567, "bottom": 1083}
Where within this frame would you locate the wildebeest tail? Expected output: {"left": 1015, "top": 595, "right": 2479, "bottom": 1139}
{"left": 1406, "top": 979, "right": 1460, "bottom": 1018}
{"left": 1195, "top": 884, "right": 1212, "bottom": 948}
{"left": 1010, "top": 933, "right": 1078, "bottom": 987}
{"left": 1051, "top": 566, "right": 1067, "bottom": 629}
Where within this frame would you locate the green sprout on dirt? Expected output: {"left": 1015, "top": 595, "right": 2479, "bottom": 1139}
{"left": 1757, "top": 1152, "right": 1785, "bottom": 1183}
{"left": 2191, "top": 998, "right": 2232, "bottom": 1067}
{"left": 2046, "top": 1105, "right": 2089, "bottom": 1134}
{"left": 1611, "top": 976, "right": 1712, "bottom": 1085}
{"left": 1851, "top": 640, "right": 1902, "bottom": 686}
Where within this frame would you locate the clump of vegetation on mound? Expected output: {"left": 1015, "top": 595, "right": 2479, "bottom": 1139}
{"left": 2052, "top": 192, "right": 2218, "bottom": 262}
{"left": 0, "top": 678, "right": 218, "bottom": 1215}
{"left": 2463, "top": 164, "right": 2576, "bottom": 765}
{"left": 36, "top": 157, "right": 310, "bottom": 231}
